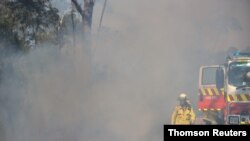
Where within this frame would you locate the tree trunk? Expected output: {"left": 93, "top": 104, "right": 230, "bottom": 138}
{"left": 83, "top": 0, "right": 94, "bottom": 39}
{"left": 71, "top": 0, "right": 95, "bottom": 39}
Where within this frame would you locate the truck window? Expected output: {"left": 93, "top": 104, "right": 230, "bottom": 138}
{"left": 202, "top": 67, "right": 217, "bottom": 85}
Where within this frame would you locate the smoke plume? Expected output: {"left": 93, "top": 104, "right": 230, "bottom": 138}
{"left": 1, "top": 0, "right": 250, "bottom": 141}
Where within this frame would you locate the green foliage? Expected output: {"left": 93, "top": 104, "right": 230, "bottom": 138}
{"left": 0, "top": 0, "right": 60, "bottom": 52}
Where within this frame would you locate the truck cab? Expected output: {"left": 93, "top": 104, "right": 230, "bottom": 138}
{"left": 198, "top": 52, "right": 250, "bottom": 124}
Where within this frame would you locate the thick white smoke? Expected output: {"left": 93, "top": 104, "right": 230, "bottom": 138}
{"left": 1, "top": 0, "right": 250, "bottom": 141}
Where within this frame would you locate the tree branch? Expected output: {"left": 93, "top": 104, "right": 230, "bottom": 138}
{"left": 71, "top": 0, "right": 83, "bottom": 17}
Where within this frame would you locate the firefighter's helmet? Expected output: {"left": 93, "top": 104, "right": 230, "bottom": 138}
{"left": 178, "top": 93, "right": 187, "bottom": 101}
{"left": 246, "top": 72, "right": 250, "bottom": 80}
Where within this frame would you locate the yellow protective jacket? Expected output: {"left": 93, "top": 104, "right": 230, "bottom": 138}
{"left": 171, "top": 105, "right": 196, "bottom": 125}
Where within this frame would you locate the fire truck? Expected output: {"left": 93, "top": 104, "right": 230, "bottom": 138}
{"left": 198, "top": 52, "right": 250, "bottom": 124}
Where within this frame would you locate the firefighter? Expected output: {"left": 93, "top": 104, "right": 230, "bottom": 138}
{"left": 171, "top": 93, "right": 196, "bottom": 125}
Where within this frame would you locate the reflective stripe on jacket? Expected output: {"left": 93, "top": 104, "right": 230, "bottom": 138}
{"left": 171, "top": 105, "right": 196, "bottom": 125}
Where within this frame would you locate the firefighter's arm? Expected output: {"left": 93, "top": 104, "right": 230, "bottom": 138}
{"left": 190, "top": 108, "right": 196, "bottom": 123}
{"left": 171, "top": 107, "right": 177, "bottom": 124}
